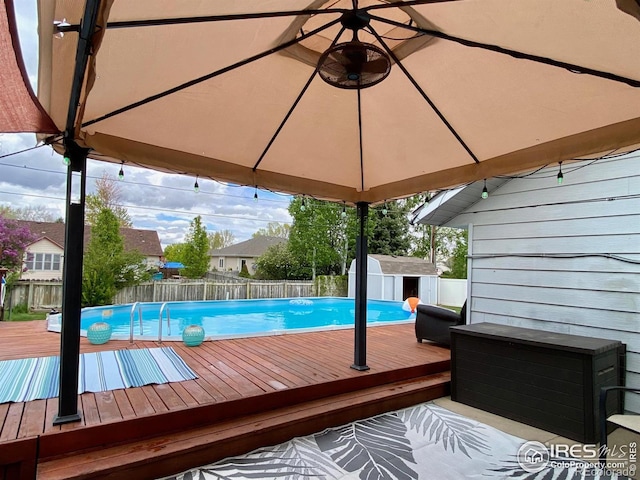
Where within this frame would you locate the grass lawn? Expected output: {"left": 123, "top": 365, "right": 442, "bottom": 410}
{"left": 2, "top": 311, "right": 48, "bottom": 321}
{"left": 438, "top": 305, "right": 462, "bottom": 314}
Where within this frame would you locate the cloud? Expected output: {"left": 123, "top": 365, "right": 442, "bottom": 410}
{"left": 2, "top": 1, "right": 293, "bottom": 249}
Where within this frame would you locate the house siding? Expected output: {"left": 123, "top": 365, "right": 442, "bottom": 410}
{"left": 22, "top": 239, "right": 64, "bottom": 281}
{"left": 446, "top": 155, "right": 640, "bottom": 412}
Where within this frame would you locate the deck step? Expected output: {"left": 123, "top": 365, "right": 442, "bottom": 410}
{"left": 37, "top": 372, "right": 450, "bottom": 480}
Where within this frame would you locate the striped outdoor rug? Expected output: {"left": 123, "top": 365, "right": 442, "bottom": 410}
{"left": 0, "top": 347, "right": 197, "bottom": 403}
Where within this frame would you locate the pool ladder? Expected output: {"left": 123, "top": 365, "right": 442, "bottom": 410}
{"left": 158, "top": 302, "right": 171, "bottom": 342}
{"left": 128, "top": 302, "right": 143, "bottom": 344}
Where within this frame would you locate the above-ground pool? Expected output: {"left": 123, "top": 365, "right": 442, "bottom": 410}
{"left": 47, "top": 297, "right": 415, "bottom": 341}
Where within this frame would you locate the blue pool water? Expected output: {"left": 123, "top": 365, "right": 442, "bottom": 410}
{"left": 47, "top": 297, "right": 415, "bottom": 341}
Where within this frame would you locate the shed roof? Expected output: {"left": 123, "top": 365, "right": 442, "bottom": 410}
{"left": 209, "top": 236, "right": 286, "bottom": 257}
{"left": 370, "top": 254, "right": 437, "bottom": 276}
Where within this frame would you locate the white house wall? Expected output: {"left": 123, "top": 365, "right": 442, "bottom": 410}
{"left": 446, "top": 155, "right": 640, "bottom": 412}
{"left": 22, "top": 238, "right": 64, "bottom": 281}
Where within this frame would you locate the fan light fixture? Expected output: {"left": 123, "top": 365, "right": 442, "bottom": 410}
{"left": 317, "top": 12, "right": 391, "bottom": 90}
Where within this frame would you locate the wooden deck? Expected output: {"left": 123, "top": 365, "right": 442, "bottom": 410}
{"left": 0, "top": 320, "right": 451, "bottom": 479}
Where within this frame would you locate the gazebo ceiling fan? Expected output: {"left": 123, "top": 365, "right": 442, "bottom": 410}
{"left": 317, "top": 11, "right": 391, "bottom": 89}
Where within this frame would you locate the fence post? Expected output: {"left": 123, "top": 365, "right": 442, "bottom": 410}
{"left": 27, "top": 281, "right": 34, "bottom": 311}
{"left": 203, "top": 281, "right": 207, "bottom": 301}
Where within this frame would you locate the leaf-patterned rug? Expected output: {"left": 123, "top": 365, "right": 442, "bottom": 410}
{"left": 159, "top": 402, "right": 630, "bottom": 480}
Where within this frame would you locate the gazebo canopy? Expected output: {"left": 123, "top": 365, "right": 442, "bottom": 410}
{"left": 34, "top": 0, "right": 640, "bottom": 205}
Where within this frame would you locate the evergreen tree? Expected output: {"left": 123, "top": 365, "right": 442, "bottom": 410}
{"left": 182, "top": 216, "right": 210, "bottom": 278}
{"left": 82, "top": 208, "right": 148, "bottom": 306}
{"left": 368, "top": 200, "right": 411, "bottom": 256}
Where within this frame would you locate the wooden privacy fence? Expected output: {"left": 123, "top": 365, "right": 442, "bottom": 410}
{"left": 7, "top": 280, "right": 315, "bottom": 310}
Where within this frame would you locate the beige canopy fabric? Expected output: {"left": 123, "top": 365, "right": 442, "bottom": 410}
{"left": 36, "top": 0, "right": 640, "bottom": 204}
{"left": 0, "top": 0, "right": 56, "bottom": 134}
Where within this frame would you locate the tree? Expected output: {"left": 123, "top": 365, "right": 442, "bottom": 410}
{"left": 208, "top": 230, "right": 235, "bottom": 250}
{"left": 254, "top": 242, "right": 299, "bottom": 280}
{"left": 288, "top": 197, "right": 352, "bottom": 279}
{"left": 82, "top": 208, "right": 148, "bottom": 306}
{"left": 0, "top": 205, "right": 58, "bottom": 222}
{"left": 368, "top": 200, "right": 411, "bottom": 256}
{"left": 85, "top": 172, "right": 132, "bottom": 227}
{"left": 253, "top": 222, "right": 290, "bottom": 239}
{"left": 164, "top": 243, "right": 187, "bottom": 263}
{"left": 0, "top": 215, "right": 36, "bottom": 272}
{"left": 442, "top": 230, "right": 468, "bottom": 279}
{"left": 182, "top": 216, "right": 209, "bottom": 278}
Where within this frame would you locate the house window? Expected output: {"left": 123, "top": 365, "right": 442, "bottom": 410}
{"left": 219, "top": 258, "right": 224, "bottom": 268}
{"left": 25, "top": 253, "right": 61, "bottom": 271}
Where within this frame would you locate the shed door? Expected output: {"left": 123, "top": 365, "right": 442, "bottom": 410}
{"left": 403, "top": 277, "right": 419, "bottom": 300}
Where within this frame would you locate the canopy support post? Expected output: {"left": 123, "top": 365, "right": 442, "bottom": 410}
{"left": 351, "top": 201, "right": 370, "bottom": 371}
{"left": 53, "top": 140, "right": 88, "bottom": 425}
{"left": 53, "top": 0, "right": 102, "bottom": 426}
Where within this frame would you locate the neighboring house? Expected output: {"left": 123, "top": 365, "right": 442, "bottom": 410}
{"left": 209, "top": 236, "right": 286, "bottom": 273}
{"left": 18, "top": 221, "right": 164, "bottom": 281}
{"left": 413, "top": 154, "right": 640, "bottom": 411}
{"left": 348, "top": 254, "right": 438, "bottom": 304}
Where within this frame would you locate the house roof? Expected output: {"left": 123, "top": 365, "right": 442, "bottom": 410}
{"left": 411, "top": 178, "right": 510, "bottom": 227}
{"left": 370, "top": 254, "right": 438, "bottom": 276}
{"left": 209, "top": 236, "right": 286, "bottom": 258}
{"left": 19, "top": 221, "right": 163, "bottom": 256}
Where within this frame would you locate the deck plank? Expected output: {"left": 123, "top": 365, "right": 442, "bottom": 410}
{"left": 0, "top": 403, "right": 23, "bottom": 442}
{"left": 17, "top": 399, "right": 46, "bottom": 439}
{"left": 0, "top": 319, "right": 451, "bottom": 474}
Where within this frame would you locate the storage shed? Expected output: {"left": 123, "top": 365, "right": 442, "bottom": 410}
{"left": 348, "top": 254, "right": 438, "bottom": 304}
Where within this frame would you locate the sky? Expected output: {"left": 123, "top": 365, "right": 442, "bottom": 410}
{"left": 0, "top": 1, "right": 293, "bottom": 249}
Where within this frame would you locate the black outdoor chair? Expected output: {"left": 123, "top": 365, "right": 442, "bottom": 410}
{"left": 599, "top": 386, "right": 640, "bottom": 466}
{"left": 415, "top": 301, "right": 467, "bottom": 347}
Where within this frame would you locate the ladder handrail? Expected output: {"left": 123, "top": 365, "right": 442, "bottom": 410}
{"left": 129, "top": 302, "right": 139, "bottom": 344}
{"left": 158, "top": 302, "right": 171, "bottom": 341}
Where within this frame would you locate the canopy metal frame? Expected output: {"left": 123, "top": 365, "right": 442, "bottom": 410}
{"left": 53, "top": 0, "right": 640, "bottom": 424}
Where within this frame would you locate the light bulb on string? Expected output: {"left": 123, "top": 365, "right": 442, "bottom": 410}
{"left": 341, "top": 202, "right": 347, "bottom": 218}
{"left": 382, "top": 202, "right": 388, "bottom": 215}
{"left": 300, "top": 197, "right": 306, "bottom": 212}
{"left": 194, "top": 176, "right": 199, "bottom": 193}
{"left": 557, "top": 162, "right": 564, "bottom": 185}
{"left": 118, "top": 161, "right": 124, "bottom": 180}
{"left": 62, "top": 155, "right": 71, "bottom": 166}
{"left": 253, "top": 186, "right": 258, "bottom": 202}
{"left": 481, "top": 179, "right": 489, "bottom": 199}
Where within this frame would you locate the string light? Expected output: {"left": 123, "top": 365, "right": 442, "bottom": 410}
{"left": 382, "top": 202, "right": 388, "bottom": 215}
{"left": 254, "top": 186, "right": 258, "bottom": 202}
{"left": 341, "top": 202, "right": 347, "bottom": 218}
{"left": 482, "top": 179, "right": 489, "bottom": 199}
{"left": 557, "top": 162, "right": 564, "bottom": 185}
{"left": 118, "top": 161, "right": 124, "bottom": 180}
{"left": 63, "top": 155, "right": 71, "bottom": 166}
{"left": 300, "top": 196, "right": 306, "bottom": 211}
{"left": 193, "top": 175, "right": 199, "bottom": 193}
